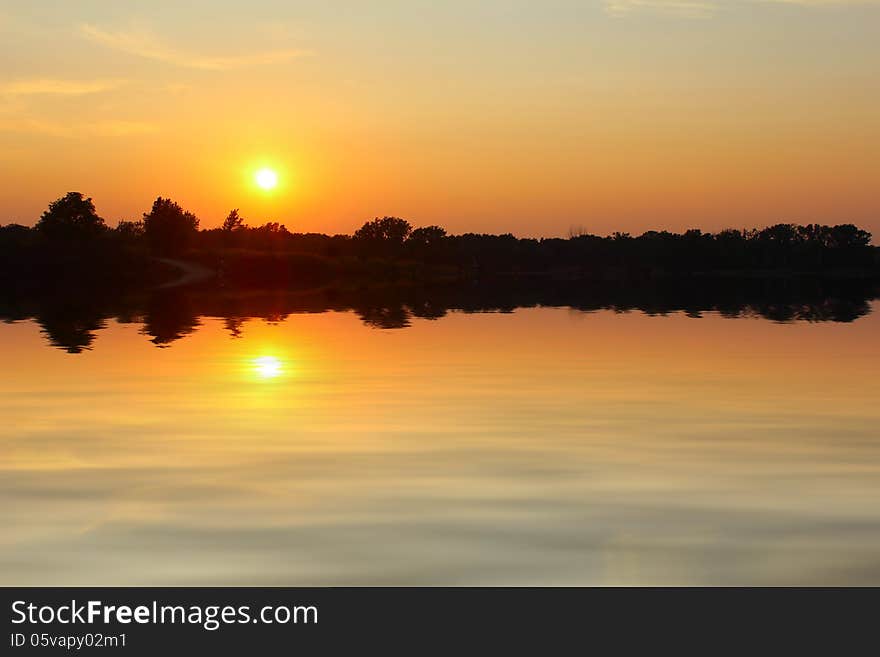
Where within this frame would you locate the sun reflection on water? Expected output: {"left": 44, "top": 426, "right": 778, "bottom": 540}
{"left": 253, "top": 355, "right": 283, "bottom": 379}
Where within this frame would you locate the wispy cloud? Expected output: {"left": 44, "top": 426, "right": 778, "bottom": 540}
{"left": 0, "top": 78, "right": 124, "bottom": 96}
{"left": 766, "top": 0, "right": 880, "bottom": 4}
{"left": 90, "top": 120, "right": 158, "bottom": 137}
{"left": 0, "top": 117, "right": 158, "bottom": 138}
{"left": 605, "top": 0, "right": 716, "bottom": 17}
{"left": 79, "top": 23, "right": 309, "bottom": 71}
{"left": 605, "top": 0, "right": 880, "bottom": 16}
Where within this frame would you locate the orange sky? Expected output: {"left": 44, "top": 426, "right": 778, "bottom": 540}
{"left": 1, "top": 1, "right": 878, "bottom": 236}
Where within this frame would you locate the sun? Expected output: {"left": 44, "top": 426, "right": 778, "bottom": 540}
{"left": 255, "top": 168, "right": 278, "bottom": 190}
{"left": 253, "top": 355, "right": 282, "bottom": 378}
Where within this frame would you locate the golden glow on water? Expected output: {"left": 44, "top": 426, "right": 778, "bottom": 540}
{"left": 1, "top": 308, "right": 879, "bottom": 585}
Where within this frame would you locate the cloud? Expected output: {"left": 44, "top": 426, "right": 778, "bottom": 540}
{"left": 604, "top": 0, "right": 716, "bottom": 16}
{"left": 0, "top": 79, "right": 124, "bottom": 96}
{"left": 0, "top": 118, "right": 69, "bottom": 138}
{"left": 605, "top": 0, "right": 880, "bottom": 15}
{"left": 0, "top": 117, "right": 158, "bottom": 138}
{"left": 766, "top": 0, "right": 880, "bottom": 3}
{"left": 79, "top": 23, "right": 309, "bottom": 71}
{"left": 90, "top": 120, "right": 159, "bottom": 137}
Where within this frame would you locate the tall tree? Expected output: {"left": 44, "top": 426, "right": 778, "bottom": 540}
{"left": 354, "top": 217, "right": 412, "bottom": 255}
{"left": 36, "top": 192, "right": 106, "bottom": 241}
{"left": 222, "top": 209, "right": 246, "bottom": 232}
{"left": 142, "top": 197, "right": 199, "bottom": 255}
{"left": 408, "top": 225, "right": 447, "bottom": 249}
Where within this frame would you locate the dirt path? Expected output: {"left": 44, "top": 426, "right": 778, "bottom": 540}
{"left": 155, "top": 257, "right": 215, "bottom": 289}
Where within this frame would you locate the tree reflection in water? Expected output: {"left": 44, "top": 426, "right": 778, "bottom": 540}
{"left": 1, "top": 277, "right": 876, "bottom": 353}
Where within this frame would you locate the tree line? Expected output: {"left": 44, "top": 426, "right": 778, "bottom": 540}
{"left": 1, "top": 192, "right": 877, "bottom": 283}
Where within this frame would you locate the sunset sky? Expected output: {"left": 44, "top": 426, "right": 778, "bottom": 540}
{"left": 1, "top": 1, "right": 878, "bottom": 236}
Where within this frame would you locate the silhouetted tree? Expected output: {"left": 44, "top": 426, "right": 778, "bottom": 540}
{"left": 0, "top": 223, "right": 34, "bottom": 250}
{"left": 250, "top": 222, "right": 290, "bottom": 251}
{"left": 115, "top": 219, "right": 145, "bottom": 238}
{"left": 257, "top": 222, "right": 288, "bottom": 234}
{"left": 759, "top": 223, "right": 800, "bottom": 245}
{"left": 222, "top": 209, "right": 246, "bottom": 232}
{"left": 142, "top": 197, "right": 199, "bottom": 255}
{"left": 35, "top": 192, "right": 105, "bottom": 241}
{"left": 7, "top": 190, "right": 880, "bottom": 290}
{"left": 408, "top": 225, "right": 447, "bottom": 248}
{"left": 829, "top": 224, "right": 871, "bottom": 249}
{"left": 354, "top": 216, "right": 412, "bottom": 250}
{"left": 797, "top": 223, "right": 830, "bottom": 246}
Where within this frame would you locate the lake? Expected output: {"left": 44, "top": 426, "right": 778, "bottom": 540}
{"left": 2, "top": 288, "right": 879, "bottom": 585}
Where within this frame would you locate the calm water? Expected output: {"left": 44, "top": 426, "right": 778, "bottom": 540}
{"left": 2, "top": 301, "right": 880, "bottom": 585}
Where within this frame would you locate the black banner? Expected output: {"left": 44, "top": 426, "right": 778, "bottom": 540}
{"left": 1, "top": 588, "right": 875, "bottom": 653}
